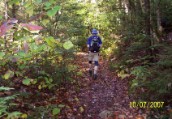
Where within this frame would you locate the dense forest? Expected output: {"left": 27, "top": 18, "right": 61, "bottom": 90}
{"left": 0, "top": 0, "right": 172, "bottom": 119}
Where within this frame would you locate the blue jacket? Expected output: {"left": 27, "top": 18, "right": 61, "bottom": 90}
{"left": 87, "top": 35, "right": 102, "bottom": 47}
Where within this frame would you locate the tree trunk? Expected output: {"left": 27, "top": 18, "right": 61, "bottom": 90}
{"left": 144, "top": 0, "right": 151, "bottom": 36}
{"left": 12, "top": 4, "right": 17, "bottom": 18}
{"left": 144, "top": 0, "right": 154, "bottom": 62}
{"left": 4, "top": 0, "right": 8, "bottom": 48}
{"left": 156, "top": 5, "right": 163, "bottom": 42}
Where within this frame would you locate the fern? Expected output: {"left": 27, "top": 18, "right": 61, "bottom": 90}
{"left": 0, "top": 86, "right": 21, "bottom": 118}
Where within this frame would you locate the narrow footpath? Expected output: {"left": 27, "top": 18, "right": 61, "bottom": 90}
{"left": 60, "top": 52, "right": 139, "bottom": 119}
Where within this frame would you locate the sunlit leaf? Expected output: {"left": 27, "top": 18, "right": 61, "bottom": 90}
{"left": 38, "top": 85, "right": 42, "bottom": 89}
{"left": 47, "top": 5, "right": 61, "bottom": 17}
{"left": 22, "top": 79, "right": 31, "bottom": 86}
{"left": 77, "top": 9, "right": 87, "bottom": 15}
{"left": 21, "top": 113, "right": 28, "bottom": 118}
{"left": 52, "top": 108, "right": 60, "bottom": 115}
{"left": 31, "top": 79, "right": 37, "bottom": 84}
{"left": 45, "top": 36, "right": 57, "bottom": 47}
{"left": 26, "top": 5, "right": 34, "bottom": 17}
{"left": 4, "top": 70, "right": 14, "bottom": 80}
{"left": 63, "top": 41, "right": 74, "bottom": 50}
{"left": 24, "top": 0, "right": 32, "bottom": 8}
{"left": 42, "top": 19, "right": 49, "bottom": 26}
{"left": 8, "top": 0, "right": 21, "bottom": 5}
{"left": 0, "top": 52, "right": 5, "bottom": 59}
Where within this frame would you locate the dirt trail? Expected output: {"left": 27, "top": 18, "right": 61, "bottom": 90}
{"left": 60, "top": 52, "right": 138, "bottom": 119}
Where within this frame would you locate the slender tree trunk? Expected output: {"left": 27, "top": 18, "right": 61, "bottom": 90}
{"left": 140, "top": 0, "right": 145, "bottom": 13}
{"left": 156, "top": 5, "right": 163, "bottom": 42}
{"left": 144, "top": 0, "right": 154, "bottom": 62}
{"left": 144, "top": 0, "right": 151, "bottom": 36}
{"left": 4, "top": 0, "right": 8, "bottom": 48}
{"left": 12, "top": 4, "right": 16, "bottom": 18}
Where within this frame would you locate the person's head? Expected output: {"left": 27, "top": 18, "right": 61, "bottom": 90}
{"left": 91, "top": 29, "right": 98, "bottom": 35}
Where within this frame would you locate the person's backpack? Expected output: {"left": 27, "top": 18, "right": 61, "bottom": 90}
{"left": 90, "top": 36, "right": 100, "bottom": 52}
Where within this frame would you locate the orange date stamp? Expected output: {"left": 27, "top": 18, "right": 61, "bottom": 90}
{"left": 130, "top": 101, "right": 164, "bottom": 108}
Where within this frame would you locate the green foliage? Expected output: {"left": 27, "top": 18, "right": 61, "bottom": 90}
{"left": 0, "top": 52, "right": 5, "bottom": 59}
{"left": 22, "top": 78, "right": 31, "bottom": 86}
{"left": 47, "top": 6, "right": 61, "bottom": 17}
{"left": 63, "top": 40, "right": 74, "bottom": 50}
{"left": 0, "top": 86, "right": 21, "bottom": 118}
{"left": 0, "top": 87, "right": 14, "bottom": 91}
{"left": 3, "top": 70, "right": 14, "bottom": 80}
{"left": 131, "top": 66, "right": 150, "bottom": 80}
{"left": 1, "top": 0, "right": 172, "bottom": 117}
{"left": 52, "top": 107, "right": 60, "bottom": 115}
{"left": 28, "top": 104, "right": 64, "bottom": 119}
{"left": 107, "top": 1, "right": 172, "bottom": 117}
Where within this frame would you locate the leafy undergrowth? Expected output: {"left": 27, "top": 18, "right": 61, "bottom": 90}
{"left": 1, "top": 52, "right": 171, "bottom": 119}
{"left": 59, "top": 52, "right": 172, "bottom": 119}
{"left": 1, "top": 52, "right": 136, "bottom": 119}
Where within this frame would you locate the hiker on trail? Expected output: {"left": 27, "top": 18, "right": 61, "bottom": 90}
{"left": 87, "top": 28, "right": 102, "bottom": 80}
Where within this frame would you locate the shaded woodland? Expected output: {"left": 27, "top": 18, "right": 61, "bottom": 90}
{"left": 0, "top": 0, "right": 172, "bottom": 118}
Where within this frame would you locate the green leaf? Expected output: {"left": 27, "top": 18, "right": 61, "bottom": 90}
{"left": 24, "top": 1, "right": 32, "bottom": 8}
{"left": 0, "top": 87, "right": 14, "bottom": 91}
{"left": 0, "top": 15, "right": 3, "bottom": 20}
{"left": 47, "top": 5, "right": 61, "bottom": 17}
{"left": 26, "top": 5, "right": 34, "bottom": 17}
{"left": 35, "top": 0, "right": 42, "bottom": 5}
{"left": 8, "top": 0, "right": 21, "bottom": 5}
{"left": 54, "top": 5, "right": 61, "bottom": 11}
{"left": 4, "top": 70, "right": 14, "bottom": 80}
{"left": 7, "top": 111, "right": 22, "bottom": 119}
{"left": 63, "top": 41, "right": 74, "bottom": 50}
{"left": 44, "top": 2, "right": 52, "bottom": 10}
{"left": 131, "top": 79, "right": 138, "bottom": 88}
{"left": 29, "top": 43, "right": 38, "bottom": 52}
{"left": 45, "top": 36, "right": 57, "bottom": 47}
{"left": 0, "top": 52, "right": 5, "bottom": 59}
{"left": 52, "top": 108, "right": 60, "bottom": 115}
{"left": 47, "top": 10, "right": 56, "bottom": 17}
{"left": 17, "top": 51, "right": 26, "bottom": 57}
{"left": 21, "top": 113, "right": 28, "bottom": 118}
{"left": 42, "top": 19, "right": 49, "bottom": 26}
{"left": 38, "top": 85, "right": 42, "bottom": 89}
{"left": 22, "top": 79, "right": 31, "bottom": 86}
